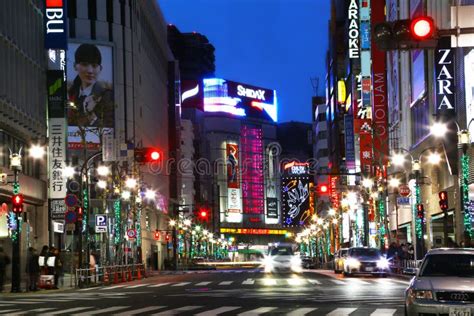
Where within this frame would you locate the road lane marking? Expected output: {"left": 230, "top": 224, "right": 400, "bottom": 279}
{"left": 6, "top": 300, "right": 45, "bottom": 304}
{"left": 195, "top": 306, "right": 241, "bottom": 315}
{"left": 330, "top": 279, "right": 346, "bottom": 285}
{"left": 78, "top": 287, "right": 101, "bottom": 291}
{"left": 0, "top": 310, "right": 21, "bottom": 314}
{"left": 287, "top": 278, "right": 305, "bottom": 286}
{"left": 370, "top": 309, "right": 397, "bottom": 316}
{"left": 261, "top": 279, "right": 277, "bottom": 286}
{"left": 115, "top": 306, "right": 166, "bottom": 315}
{"left": 196, "top": 282, "right": 212, "bottom": 286}
{"left": 72, "top": 306, "right": 128, "bottom": 315}
{"left": 125, "top": 284, "right": 150, "bottom": 289}
{"left": 326, "top": 308, "right": 357, "bottom": 315}
{"left": 172, "top": 282, "right": 191, "bottom": 287}
{"left": 219, "top": 281, "right": 233, "bottom": 285}
{"left": 42, "top": 307, "right": 94, "bottom": 315}
{"left": 152, "top": 305, "right": 202, "bottom": 315}
{"left": 348, "top": 279, "right": 370, "bottom": 285}
{"left": 389, "top": 279, "right": 410, "bottom": 285}
{"left": 307, "top": 279, "right": 321, "bottom": 284}
{"left": 100, "top": 284, "right": 127, "bottom": 290}
{"left": 286, "top": 307, "right": 318, "bottom": 316}
{"left": 242, "top": 279, "right": 255, "bottom": 285}
{"left": 149, "top": 282, "right": 171, "bottom": 287}
{"left": 238, "top": 307, "right": 277, "bottom": 315}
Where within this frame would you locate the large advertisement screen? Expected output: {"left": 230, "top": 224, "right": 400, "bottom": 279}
{"left": 226, "top": 143, "right": 242, "bottom": 215}
{"left": 203, "top": 78, "right": 277, "bottom": 122}
{"left": 67, "top": 43, "right": 114, "bottom": 149}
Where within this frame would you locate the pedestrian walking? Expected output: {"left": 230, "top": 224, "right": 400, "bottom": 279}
{"left": 0, "top": 247, "right": 11, "bottom": 292}
{"left": 26, "top": 247, "right": 40, "bottom": 291}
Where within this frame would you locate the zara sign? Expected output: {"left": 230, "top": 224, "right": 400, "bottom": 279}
{"left": 435, "top": 46, "right": 455, "bottom": 113}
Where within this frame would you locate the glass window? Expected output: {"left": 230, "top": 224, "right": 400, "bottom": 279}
{"left": 270, "top": 247, "right": 293, "bottom": 256}
{"left": 420, "top": 254, "right": 474, "bottom": 277}
{"left": 350, "top": 248, "right": 381, "bottom": 257}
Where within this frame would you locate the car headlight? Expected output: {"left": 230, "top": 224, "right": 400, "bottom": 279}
{"left": 377, "top": 257, "right": 390, "bottom": 269}
{"left": 291, "top": 256, "right": 302, "bottom": 266}
{"left": 346, "top": 258, "right": 360, "bottom": 268}
{"left": 408, "top": 288, "right": 433, "bottom": 300}
{"left": 262, "top": 256, "right": 274, "bottom": 272}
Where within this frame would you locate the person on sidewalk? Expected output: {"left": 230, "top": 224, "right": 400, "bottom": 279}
{"left": 27, "top": 247, "right": 40, "bottom": 291}
{"left": 0, "top": 246, "right": 11, "bottom": 292}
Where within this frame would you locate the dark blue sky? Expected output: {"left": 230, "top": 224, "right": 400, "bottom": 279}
{"left": 158, "top": 0, "right": 330, "bottom": 123}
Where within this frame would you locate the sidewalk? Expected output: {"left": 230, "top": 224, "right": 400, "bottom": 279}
{"left": 1, "top": 273, "right": 76, "bottom": 296}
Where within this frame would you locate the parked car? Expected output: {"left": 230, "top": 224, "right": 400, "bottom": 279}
{"left": 405, "top": 248, "right": 474, "bottom": 316}
{"left": 343, "top": 247, "right": 389, "bottom": 277}
{"left": 301, "top": 256, "right": 317, "bottom": 269}
{"left": 334, "top": 248, "right": 349, "bottom": 274}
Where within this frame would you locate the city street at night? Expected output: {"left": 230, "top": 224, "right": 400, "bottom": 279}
{"left": 0, "top": 269, "right": 409, "bottom": 315}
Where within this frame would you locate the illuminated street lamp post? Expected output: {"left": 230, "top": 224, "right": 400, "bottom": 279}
{"left": 431, "top": 121, "right": 474, "bottom": 244}
{"left": 391, "top": 148, "right": 441, "bottom": 260}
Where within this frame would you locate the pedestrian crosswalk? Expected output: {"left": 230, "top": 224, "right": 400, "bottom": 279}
{"left": 72, "top": 276, "right": 408, "bottom": 291}
{"left": 0, "top": 305, "right": 403, "bottom": 315}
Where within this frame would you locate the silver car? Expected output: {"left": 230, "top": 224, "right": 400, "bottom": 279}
{"left": 405, "top": 248, "right": 474, "bottom": 316}
{"left": 343, "top": 247, "right": 390, "bottom": 277}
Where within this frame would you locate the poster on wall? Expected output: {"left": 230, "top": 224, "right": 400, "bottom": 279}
{"left": 226, "top": 144, "right": 239, "bottom": 188}
{"left": 66, "top": 43, "right": 114, "bottom": 149}
{"left": 227, "top": 188, "right": 242, "bottom": 213}
{"left": 266, "top": 198, "right": 278, "bottom": 219}
{"left": 281, "top": 162, "right": 312, "bottom": 227}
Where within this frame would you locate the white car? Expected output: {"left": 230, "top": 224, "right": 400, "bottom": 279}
{"left": 405, "top": 248, "right": 474, "bottom": 316}
{"left": 263, "top": 246, "right": 302, "bottom": 273}
{"left": 343, "top": 247, "right": 389, "bottom": 277}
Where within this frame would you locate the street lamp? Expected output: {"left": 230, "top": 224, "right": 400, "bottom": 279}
{"left": 145, "top": 189, "right": 156, "bottom": 201}
{"left": 391, "top": 147, "right": 441, "bottom": 259}
{"left": 29, "top": 144, "right": 45, "bottom": 159}
{"left": 125, "top": 178, "right": 137, "bottom": 190}
{"left": 62, "top": 165, "right": 75, "bottom": 179}
{"left": 97, "top": 165, "right": 110, "bottom": 177}
{"left": 430, "top": 120, "right": 474, "bottom": 243}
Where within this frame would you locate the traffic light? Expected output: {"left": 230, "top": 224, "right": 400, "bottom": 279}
{"left": 165, "top": 233, "right": 170, "bottom": 242}
{"left": 438, "top": 191, "right": 449, "bottom": 212}
{"left": 11, "top": 194, "right": 24, "bottom": 213}
{"left": 77, "top": 207, "right": 83, "bottom": 221}
{"left": 154, "top": 230, "right": 160, "bottom": 241}
{"left": 317, "top": 184, "right": 329, "bottom": 195}
{"left": 134, "top": 147, "right": 161, "bottom": 163}
{"left": 416, "top": 204, "right": 424, "bottom": 220}
{"left": 373, "top": 16, "right": 437, "bottom": 51}
{"left": 197, "top": 208, "right": 209, "bottom": 222}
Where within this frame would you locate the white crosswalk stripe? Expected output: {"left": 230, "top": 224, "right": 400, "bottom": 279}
{"left": 195, "top": 306, "right": 241, "bottom": 315}
{"left": 219, "top": 281, "right": 233, "bottom": 285}
{"left": 8, "top": 300, "right": 45, "bottom": 304}
{"left": 78, "top": 287, "right": 101, "bottom": 291}
{"left": 100, "top": 284, "right": 127, "bottom": 290}
{"left": 348, "top": 279, "right": 370, "bottom": 285}
{"left": 286, "top": 307, "right": 318, "bottom": 316}
{"left": 307, "top": 279, "right": 321, "bottom": 285}
{"left": 172, "top": 282, "right": 191, "bottom": 287}
{"left": 330, "top": 279, "right": 346, "bottom": 285}
{"left": 237, "top": 307, "right": 277, "bottom": 315}
{"left": 242, "top": 279, "right": 255, "bottom": 285}
{"left": 287, "top": 278, "right": 305, "bottom": 286}
{"left": 149, "top": 282, "right": 171, "bottom": 287}
{"left": 196, "top": 281, "right": 212, "bottom": 286}
{"left": 115, "top": 306, "right": 166, "bottom": 315}
{"left": 40, "top": 307, "right": 94, "bottom": 315}
{"left": 370, "top": 308, "right": 397, "bottom": 316}
{"left": 151, "top": 305, "right": 202, "bottom": 315}
{"left": 21, "top": 308, "right": 56, "bottom": 313}
{"left": 125, "top": 284, "right": 150, "bottom": 289}
{"left": 0, "top": 310, "right": 21, "bottom": 315}
{"left": 326, "top": 307, "right": 357, "bottom": 316}
{"left": 72, "top": 306, "right": 129, "bottom": 315}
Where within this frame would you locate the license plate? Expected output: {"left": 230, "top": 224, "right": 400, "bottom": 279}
{"left": 365, "top": 267, "right": 374, "bottom": 272}
{"left": 449, "top": 307, "right": 471, "bottom": 316}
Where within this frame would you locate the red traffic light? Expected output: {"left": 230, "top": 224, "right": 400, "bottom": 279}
{"left": 438, "top": 191, "right": 448, "bottom": 201}
{"left": 165, "top": 233, "right": 170, "bottom": 241}
{"left": 11, "top": 194, "right": 24, "bottom": 213}
{"left": 317, "top": 184, "right": 329, "bottom": 194}
{"left": 154, "top": 230, "right": 160, "bottom": 240}
{"left": 438, "top": 191, "right": 448, "bottom": 211}
{"left": 410, "top": 17, "right": 434, "bottom": 40}
{"left": 150, "top": 150, "right": 160, "bottom": 161}
{"left": 134, "top": 147, "right": 162, "bottom": 163}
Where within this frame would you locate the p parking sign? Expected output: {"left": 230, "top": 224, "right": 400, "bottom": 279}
{"left": 95, "top": 214, "right": 107, "bottom": 233}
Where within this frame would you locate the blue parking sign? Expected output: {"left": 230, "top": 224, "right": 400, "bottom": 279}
{"left": 95, "top": 215, "right": 107, "bottom": 233}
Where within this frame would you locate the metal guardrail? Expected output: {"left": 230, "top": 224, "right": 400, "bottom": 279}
{"left": 75, "top": 264, "right": 146, "bottom": 288}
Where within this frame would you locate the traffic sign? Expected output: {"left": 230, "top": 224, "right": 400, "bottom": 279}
{"left": 127, "top": 229, "right": 136, "bottom": 239}
{"left": 64, "top": 194, "right": 79, "bottom": 208}
{"left": 95, "top": 215, "right": 107, "bottom": 233}
{"left": 64, "top": 210, "right": 77, "bottom": 224}
{"left": 399, "top": 185, "right": 411, "bottom": 197}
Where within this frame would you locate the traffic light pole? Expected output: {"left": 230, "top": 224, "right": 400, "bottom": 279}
{"left": 11, "top": 169, "right": 21, "bottom": 293}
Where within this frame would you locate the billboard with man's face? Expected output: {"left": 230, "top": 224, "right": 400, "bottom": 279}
{"left": 66, "top": 43, "right": 114, "bottom": 149}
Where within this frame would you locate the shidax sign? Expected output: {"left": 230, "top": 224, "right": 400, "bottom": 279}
{"left": 237, "top": 85, "right": 266, "bottom": 101}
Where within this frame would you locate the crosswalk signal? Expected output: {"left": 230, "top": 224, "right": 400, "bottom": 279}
{"left": 11, "top": 194, "right": 24, "bottom": 213}
{"left": 438, "top": 191, "right": 449, "bottom": 212}
{"left": 416, "top": 204, "right": 424, "bottom": 220}
{"left": 198, "top": 208, "right": 209, "bottom": 222}
{"left": 373, "top": 16, "right": 437, "bottom": 50}
{"left": 154, "top": 230, "right": 161, "bottom": 241}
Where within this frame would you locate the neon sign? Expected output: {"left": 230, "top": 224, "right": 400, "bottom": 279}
{"left": 237, "top": 85, "right": 266, "bottom": 100}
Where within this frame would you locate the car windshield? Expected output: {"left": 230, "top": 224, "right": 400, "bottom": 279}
{"left": 350, "top": 248, "right": 380, "bottom": 257}
{"left": 419, "top": 254, "right": 474, "bottom": 277}
{"left": 270, "top": 247, "right": 293, "bottom": 256}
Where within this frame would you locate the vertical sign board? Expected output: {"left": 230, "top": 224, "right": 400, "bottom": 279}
{"left": 44, "top": 0, "right": 68, "bottom": 49}
{"left": 266, "top": 198, "right": 278, "bottom": 219}
{"left": 348, "top": 0, "right": 360, "bottom": 59}
{"left": 95, "top": 215, "right": 107, "bottom": 233}
{"left": 281, "top": 162, "right": 311, "bottom": 227}
{"left": 48, "top": 118, "right": 67, "bottom": 199}
{"left": 226, "top": 143, "right": 242, "bottom": 221}
{"left": 344, "top": 115, "right": 356, "bottom": 170}
{"left": 465, "top": 49, "right": 474, "bottom": 137}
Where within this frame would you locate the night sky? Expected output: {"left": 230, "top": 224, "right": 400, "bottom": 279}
{"left": 158, "top": 0, "right": 330, "bottom": 123}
